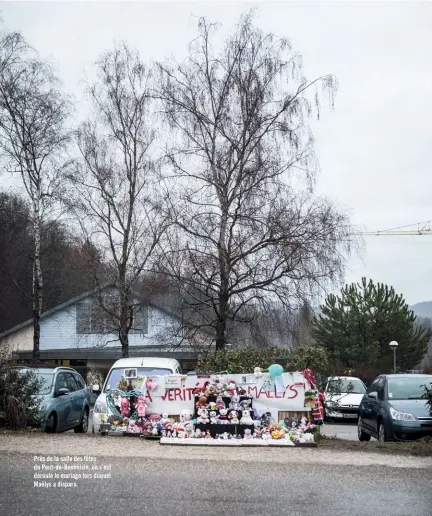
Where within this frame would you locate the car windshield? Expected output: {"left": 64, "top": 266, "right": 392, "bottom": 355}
{"left": 387, "top": 376, "right": 432, "bottom": 400}
{"left": 104, "top": 367, "right": 173, "bottom": 392}
{"left": 326, "top": 379, "right": 366, "bottom": 395}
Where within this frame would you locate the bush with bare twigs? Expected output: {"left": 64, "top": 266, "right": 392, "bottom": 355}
{"left": 0, "top": 347, "right": 42, "bottom": 429}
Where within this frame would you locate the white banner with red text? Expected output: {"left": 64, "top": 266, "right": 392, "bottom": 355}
{"left": 141, "top": 372, "right": 311, "bottom": 420}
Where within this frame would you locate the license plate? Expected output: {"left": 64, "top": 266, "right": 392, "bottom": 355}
{"left": 343, "top": 414, "right": 357, "bottom": 418}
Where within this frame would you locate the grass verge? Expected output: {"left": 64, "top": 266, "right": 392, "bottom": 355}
{"left": 316, "top": 433, "right": 432, "bottom": 457}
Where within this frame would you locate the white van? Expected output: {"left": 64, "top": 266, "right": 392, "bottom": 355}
{"left": 91, "top": 357, "right": 182, "bottom": 433}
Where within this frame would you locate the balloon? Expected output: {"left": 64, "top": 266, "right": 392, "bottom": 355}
{"left": 268, "top": 364, "right": 284, "bottom": 377}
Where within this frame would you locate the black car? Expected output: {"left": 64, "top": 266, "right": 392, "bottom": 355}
{"left": 357, "top": 374, "right": 432, "bottom": 442}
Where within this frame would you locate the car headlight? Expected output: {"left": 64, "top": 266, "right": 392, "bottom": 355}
{"left": 390, "top": 407, "right": 416, "bottom": 421}
{"left": 94, "top": 400, "right": 107, "bottom": 414}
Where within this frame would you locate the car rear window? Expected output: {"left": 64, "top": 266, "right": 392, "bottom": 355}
{"left": 104, "top": 367, "right": 173, "bottom": 392}
{"left": 32, "top": 372, "right": 54, "bottom": 395}
{"left": 74, "top": 374, "right": 86, "bottom": 390}
{"left": 326, "top": 379, "right": 366, "bottom": 394}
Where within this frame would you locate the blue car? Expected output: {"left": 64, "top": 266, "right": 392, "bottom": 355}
{"left": 358, "top": 374, "right": 432, "bottom": 442}
{"left": 21, "top": 366, "right": 91, "bottom": 433}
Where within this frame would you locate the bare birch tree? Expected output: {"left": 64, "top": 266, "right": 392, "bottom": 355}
{"left": 157, "top": 13, "right": 356, "bottom": 351}
{"left": 67, "top": 44, "right": 167, "bottom": 357}
{"left": 0, "top": 27, "right": 71, "bottom": 361}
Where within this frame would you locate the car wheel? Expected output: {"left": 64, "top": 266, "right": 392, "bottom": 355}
{"left": 378, "top": 420, "right": 393, "bottom": 442}
{"left": 74, "top": 408, "right": 89, "bottom": 433}
{"left": 357, "top": 416, "right": 371, "bottom": 441}
{"left": 45, "top": 412, "right": 57, "bottom": 433}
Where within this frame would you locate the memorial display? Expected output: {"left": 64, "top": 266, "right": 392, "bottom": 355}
{"left": 97, "top": 366, "right": 321, "bottom": 446}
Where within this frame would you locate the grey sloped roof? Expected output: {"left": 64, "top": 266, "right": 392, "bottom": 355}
{"left": 0, "top": 282, "right": 192, "bottom": 340}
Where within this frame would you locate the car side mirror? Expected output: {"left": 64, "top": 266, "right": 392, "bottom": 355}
{"left": 92, "top": 384, "right": 101, "bottom": 393}
{"left": 57, "top": 387, "right": 70, "bottom": 397}
{"left": 367, "top": 391, "right": 377, "bottom": 399}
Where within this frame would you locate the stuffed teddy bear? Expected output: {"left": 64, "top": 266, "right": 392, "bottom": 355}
{"left": 215, "top": 395, "right": 225, "bottom": 410}
{"left": 209, "top": 410, "right": 219, "bottom": 424}
{"left": 240, "top": 409, "right": 253, "bottom": 425}
{"left": 120, "top": 397, "right": 130, "bottom": 418}
{"left": 227, "top": 381, "right": 237, "bottom": 397}
{"left": 195, "top": 395, "right": 208, "bottom": 410}
{"left": 243, "top": 429, "right": 252, "bottom": 439}
{"left": 218, "top": 407, "right": 228, "bottom": 423}
{"left": 229, "top": 395, "right": 241, "bottom": 411}
{"left": 215, "top": 382, "right": 224, "bottom": 394}
{"left": 229, "top": 410, "right": 239, "bottom": 424}
{"left": 205, "top": 385, "right": 216, "bottom": 397}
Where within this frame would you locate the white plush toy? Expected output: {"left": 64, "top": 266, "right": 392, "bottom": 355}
{"left": 197, "top": 408, "right": 209, "bottom": 424}
{"left": 180, "top": 409, "right": 193, "bottom": 423}
{"left": 184, "top": 421, "right": 194, "bottom": 437}
{"left": 209, "top": 410, "right": 219, "bottom": 424}
{"left": 229, "top": 410, "right": 239, "bottom": 425}
{"left": 254, "top": 367, "right": 263, "bottom": 378}
{"left": 243, "top": 429, "right": 252, "bottom": 440}
{"left": 261, "top": 430, "right": 270, "bottom": 440}
{"left": 240, "top": 409, "right": 253, "bottom": 425}
{"left": 303, "top": 432, "right": 314, "bottom": 443}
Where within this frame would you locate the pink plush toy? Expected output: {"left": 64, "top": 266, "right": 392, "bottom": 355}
{"left": 215, "top": 395, "right": 225, "bottom": 411}
{"left": 146, "top": 380, "right": 156, "bottom": 391}
{"left": 120, "top": 397, "right": 130, "bottom": 418}
{"left": 136, "top": 395, "right": 147, "bottom": 417}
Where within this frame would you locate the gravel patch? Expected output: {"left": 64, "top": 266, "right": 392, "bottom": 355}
{"left": 1, "top": 432, "right": 432, "bottom": 469}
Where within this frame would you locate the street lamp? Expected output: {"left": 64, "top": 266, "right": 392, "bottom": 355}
{"left": 389, "top": 341, "right": 398, "bottom": 373}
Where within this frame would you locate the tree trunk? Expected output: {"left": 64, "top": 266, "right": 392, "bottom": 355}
{"left": 32, "top": 193, "right": 42, "bottom": 363}
{"left": 216, "top": 204, "right": 229, "bottom": 351}
{"left": 118, "top": 270, "right": 129, "bottom": 358}
{"left": 215, "top": 294, "right": 229, "bottom": 350}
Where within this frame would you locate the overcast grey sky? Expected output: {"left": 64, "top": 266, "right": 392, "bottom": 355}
{"left": 1, "top": 0, "right": 431, "bottom": 305}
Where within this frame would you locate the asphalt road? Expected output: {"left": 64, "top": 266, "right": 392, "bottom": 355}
{"left": 321, "top": 421, "right": 364, "bottom": 441}
{"left": 1, "top": 451, "right": 430, "bottom": 516}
